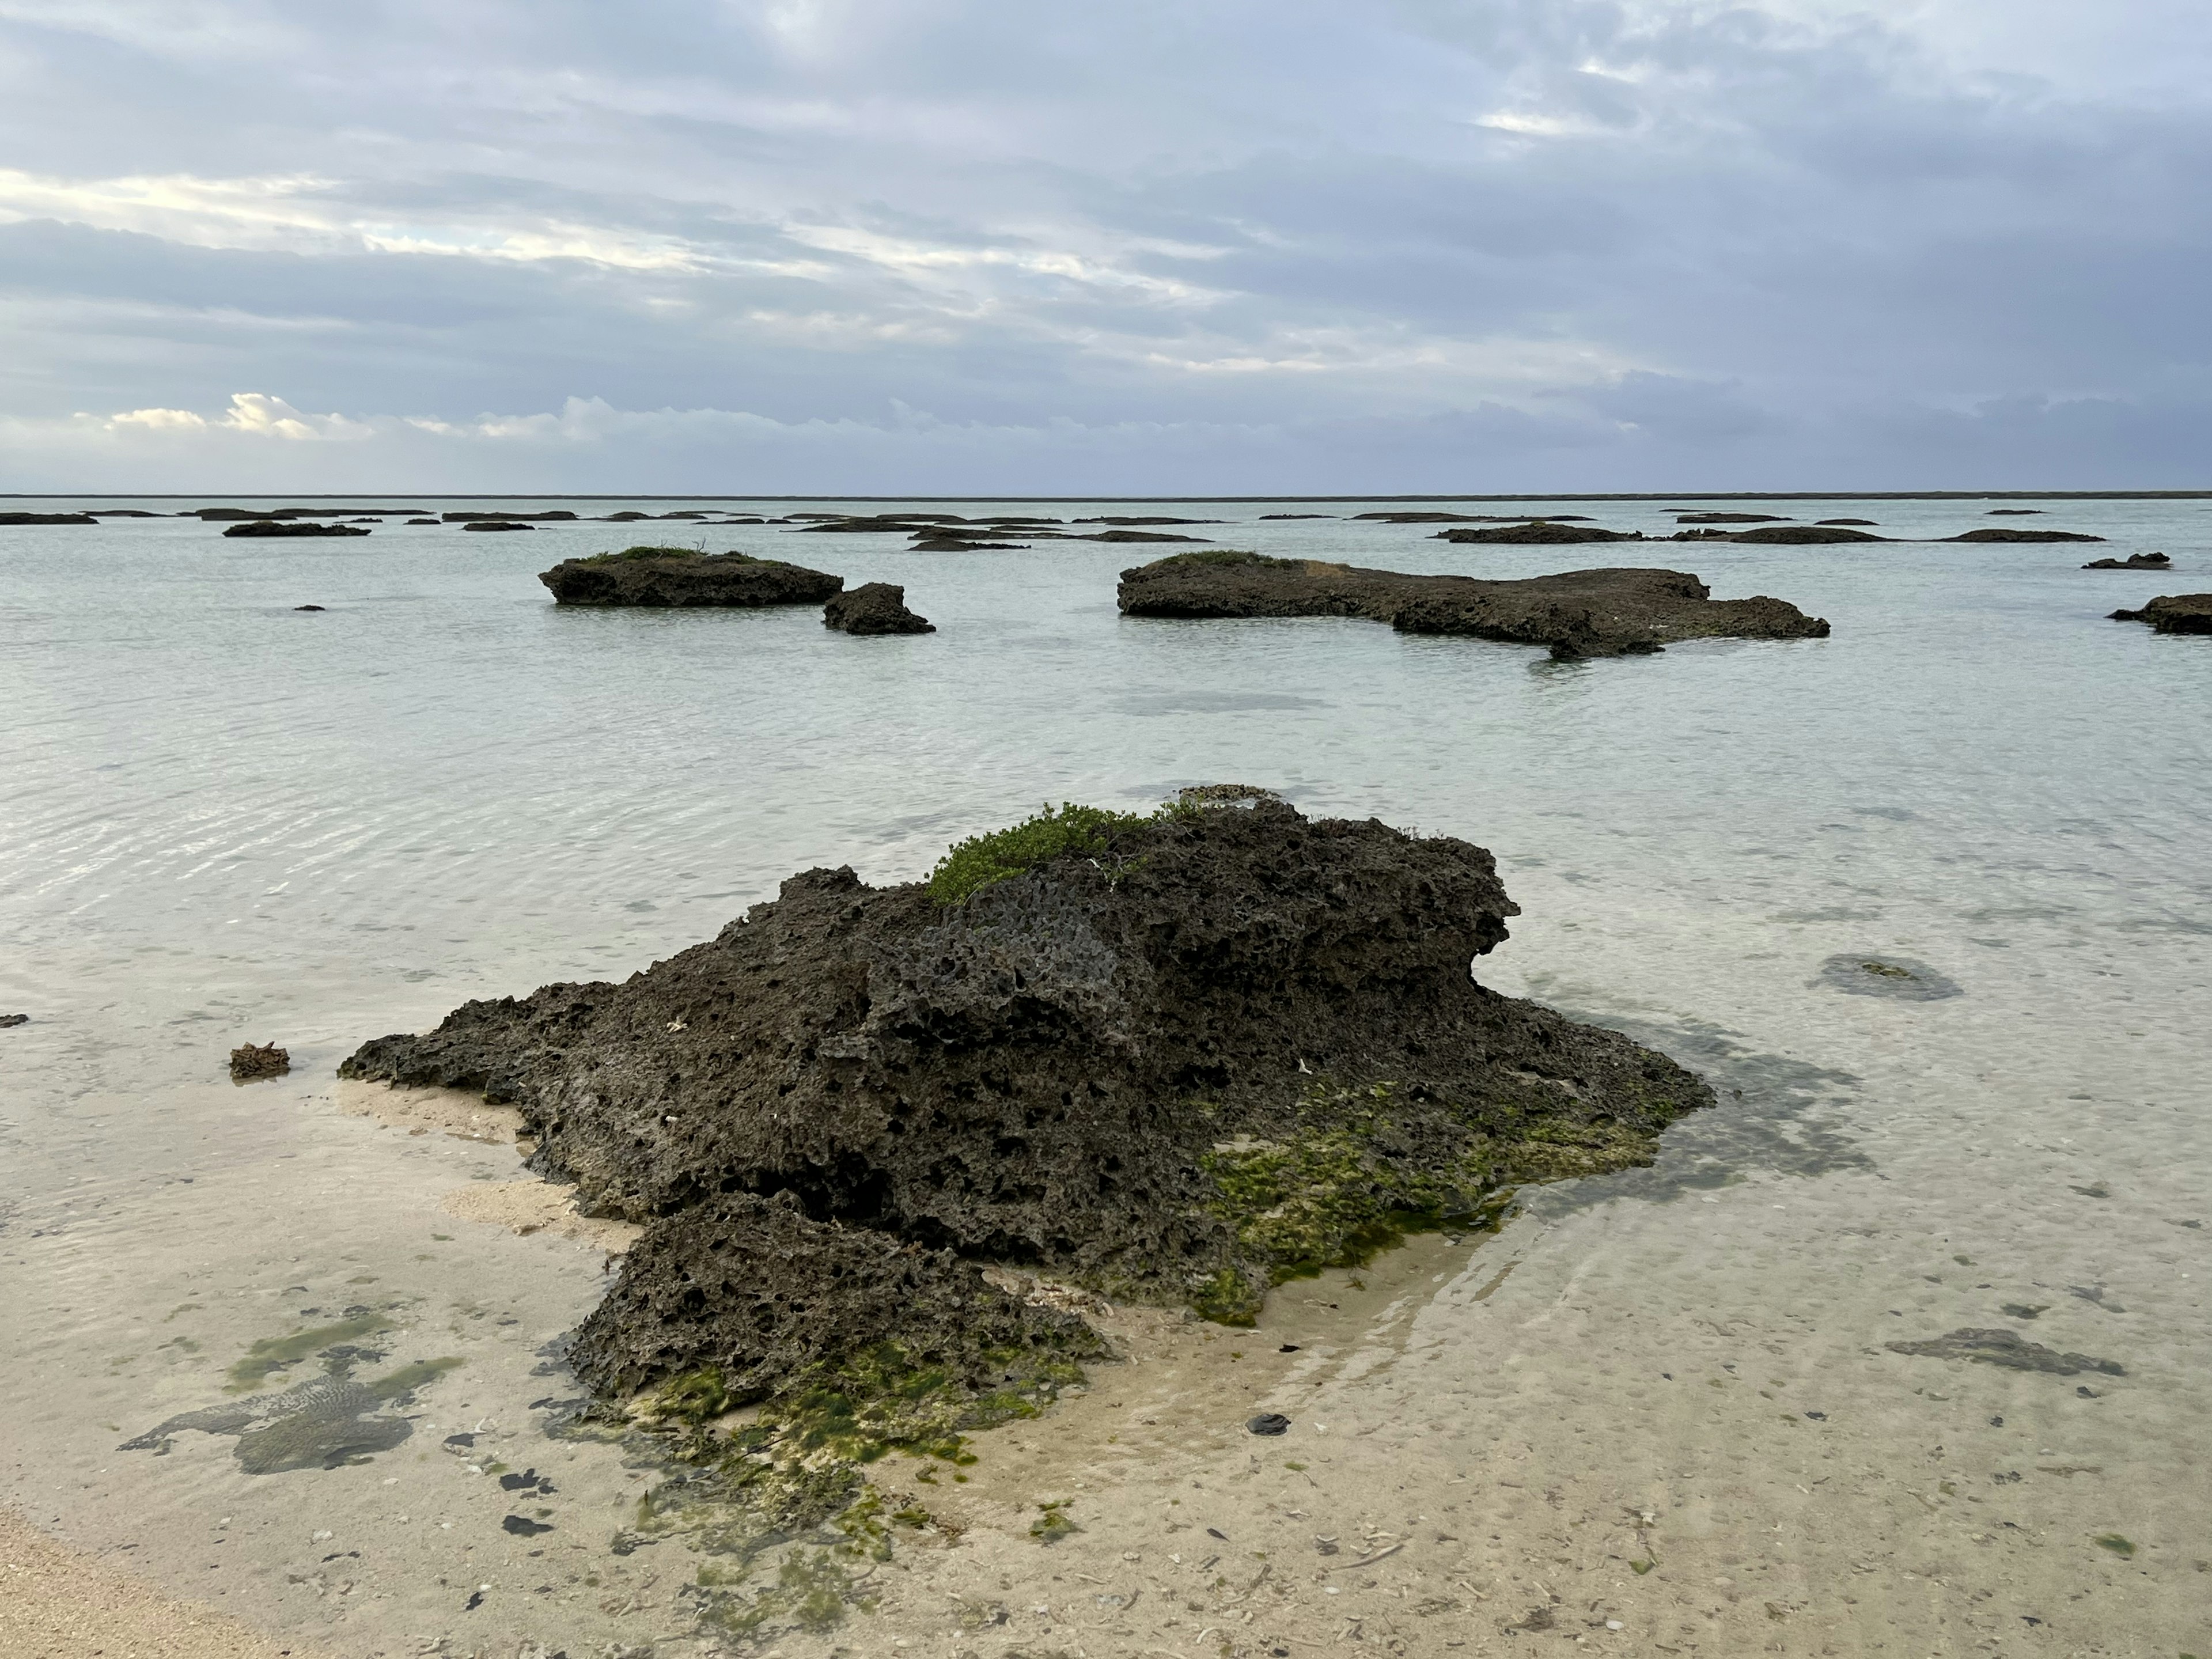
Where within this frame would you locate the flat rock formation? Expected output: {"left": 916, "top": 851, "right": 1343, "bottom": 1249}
{"left": 462, "top": 520, "right": 533, "bottom": 531}
{"left": 442, "top": 510, "right": 578, "bottom": 522}
{"left": 222, "top": 520, "right": 372, "bottom": 538}
{"left": 0, "top": 511, "right": 96, "bottom": 525}
{"left": 1818, "top": 518, "right": 1878, "bottom": 526}
{"left": 823, "top": 581, "right": 934, "bottom": 635}
{"left": 1675, "top": 512, "right": 1787, "bottom": 524}
{"left": 1705, "top": 525, "right": 1889, "bottom": 544}
{"left": 2082, "top": 552, "right": 2170, "bottom": 569}
{"left": 539, "top": 547, "right": 844, "bottom": 607}
{"left": 1946, "top": 528, "right": 2104, "bottom": 543}
{"left": 342, "top": 796, "right": 1711, "bottom": 1398}
{"left": 2111, "top": 593, "right": 2212, "bottom": 634}
{"left": 1117, "top": 551, "right": 1829, "bottom": 659}
{"left": 1437, "top": 522, "right": 1639, "bottom": 544}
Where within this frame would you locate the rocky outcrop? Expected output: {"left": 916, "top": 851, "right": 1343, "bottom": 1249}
{"left": 1675, "top": 512, "right": 1786, "bottom": 524}
{"left": 1116, "top": 552, "right": 1829, "bottom": 659}
{"left": 2111, "top": 594, "right": 2212, "bottom": 634}
{"left": 1707, "top": 525, "right": 1889, "bottom": 544}
{"left": 222, "top": 520, "right": 372, "bottom": 537}
{"left": 823, "top": 582, "right": 934, "bottom": 635}
{"left": 1817, "top": 518, "right": 1878, "bottom": 526}
{"left": 343, "top": 797, "right": 1712, "bottom": 1389}
{"left": 1437, "top": 522, "right": 1640, "bottom": 544}
{"left": 0, "top": 511, "right": 97, "bottom": 525}
{"left": 463, "top": 521, "right": 533, "bottom": 532}
{"left": 442, "top": 510, "right": 578, "bottom": 522}
{"left": 1946, "top": 528, "right": 2104, "bottom": 543}
{"left": 2082, "top": 553, "right": 2170, "bottom": 570}
{"left": 539, "top": 548, "right": 843, "bottom": 607}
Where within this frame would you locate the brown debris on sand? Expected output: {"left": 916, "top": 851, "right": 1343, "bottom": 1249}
{"left": 1116, "top": 551, "right": 1828, "bottom": 660}
{"left": 229, "top": 1042, "right": 290, "bottom": 1081}
{"left": 1887, "top": 1328, "right": 2124, "bottom": 1376}
{"left": 342, "top": 795, "right": 1711, "bottom": 1396}
{"left": 539, "top": 547, "right": 843, "bottom": 607}
{"left": 2111, "top": 593, "right": 2212, "bottom": 634}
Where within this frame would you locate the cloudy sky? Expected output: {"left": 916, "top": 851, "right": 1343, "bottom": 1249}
{"left": 1, "top": 0, "right": 2206, "bottom": 494}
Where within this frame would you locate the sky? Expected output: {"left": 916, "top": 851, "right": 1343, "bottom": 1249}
{"left": 1, "top": 0, "right": 2207, "bottom": 494}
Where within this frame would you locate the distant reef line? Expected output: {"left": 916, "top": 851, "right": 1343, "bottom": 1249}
{"left": 7, "top": 490, "right": 2212, "bottom": 505}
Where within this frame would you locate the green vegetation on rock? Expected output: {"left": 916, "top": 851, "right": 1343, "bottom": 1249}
{"left": 1154, "top": 548, "right": 1301, "bottom": 569}
{"left": 926, "top": 801, "right": 1152, "bottom": 904}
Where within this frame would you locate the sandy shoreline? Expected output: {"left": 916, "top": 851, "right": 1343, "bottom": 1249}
{"left": 5, "top": 881, "right": 2206, "bottom": 1658}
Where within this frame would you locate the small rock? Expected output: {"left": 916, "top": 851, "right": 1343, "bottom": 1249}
{"left": 229, "top": 1042, "right": 291, "bottom": 1081}
{"left": 823, "top": 581, "right": 935, "bottom": 635}
{"left": 1247, "top": 1413, "right": 1291, "bottom": 1435}
{"left": 501, "top": 1514, "right": 554, "bottom": 1537}
{"left": 294, "top": 604, "right": 326, "bottom": 611}
{"left": 2081, "top": 552, "right": 2170, "bottom": 570}
{"left": 0, "top": 1014, "right": 27, "bottom": 1029}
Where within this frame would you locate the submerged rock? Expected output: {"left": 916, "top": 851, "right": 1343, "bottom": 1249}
{"left": 539, "top": 547, "right": 844, "bottom": 608}
{"left": 2082, "top": 552, "right": 2171, "bottom": 570}
{"left": 2111, "top": 593, "right": 2212, "bottom": 634}
{"left": 222, "top": 520, "right": 372, "bottom": 538}
{"left": 823, "top": 581, "right": 934, "bottom": 635}
{"left": 1436, "top": 522, "right": 1639, "bottom": 544}
{"left": 230, "top": 1041, "right": 291, "bottom": 1080}
{"left": 1116, "top": 551, "right": 1829, "bottom": 660}
{"left": 1945, "top": 528, "right": 2104, "bottom": 543}
{"left": 343, "top": 796, "right": 1713, "bottom": 1392}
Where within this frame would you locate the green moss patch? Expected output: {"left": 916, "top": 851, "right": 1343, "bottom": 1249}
{"left": 582, "top": 545, "right": 768, "bottom": 565}
{"left": 224, "top": 1312, "right": 394, "bottom": 1393}
{"left": 926, "top": 802, "right": 1150, "bottom": 904}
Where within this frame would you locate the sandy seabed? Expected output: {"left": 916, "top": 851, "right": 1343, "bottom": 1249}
{"left": 4, "top": 891, "right": 2206, "bottom": 1659}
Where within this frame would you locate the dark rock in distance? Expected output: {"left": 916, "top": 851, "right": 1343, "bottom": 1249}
{"left": 539, "top": 548, "right": 844, "bottom": 608}
{"left": 222, "top": 520, "right": 371, "bottom": 538}
{"left": 230, "top": 1042, "right": 290, "bottom": 1080}
{"left": 1353, "top": 510, "right": 1488, "bottom": 524}
{"left": 1436, "top": 522, "right": 1639, "bottom": 544}
{"left": 463, "top": 521, "right": 533, "bottom": 532}
{"left": 1675, "top": 512, "right": 1787, "bottom": 524}
{"left": 2111, "top": 593, "right": 2212, "bottom": 634}
{"left": 2082, "top": 552, "right": 2170, "bottom": 570}
{"left": 0, "top": 511, "right": 97, "bottom": 525}
{"left": 912, "top": 537, "right": 1026, "bottom": 551}
{"left": 1817, "top": 518, "right": 1878, "bottom": 526}
{"left": 407, "top": 518, "right": 438, "bottom": 525}
{"left": 341, "top": 797, "right": 1713, "bottom": 1388}
{"left": 1946, "top": 528, "right": 2104, "bottom": 543}
{"left": 1074, "top": 516, "right": 1221, "bottom": 526}
{"left": 1117, "top": 552, "right": 1829, "bottom": 660}
{"left": 1711, "top": 525, "right": 1889, "bottom": 544}
{"left": 1079, "top": 529, "right": 1207, "bottom": 543}
{"left": 0, "top": 1013, "right": 27, "bottom": 1029}
{"left": 823, "top": 581, "right": 934, "bottom": 635}
{"left": 1986, "top": 508, "right": 2043, "bottom": 515}
{"left": 294, "top": 604, "right": 326, "bottom": 612}
{"left": 1261, "top": 513, "right": 1334, "bottom": 520}
{"left": 441, "top": 510, "right": 577, "bottom": 522}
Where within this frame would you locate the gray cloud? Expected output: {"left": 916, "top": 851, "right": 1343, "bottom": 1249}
{"left": 1, "top": 0, "right": 2206, "bottom": 489}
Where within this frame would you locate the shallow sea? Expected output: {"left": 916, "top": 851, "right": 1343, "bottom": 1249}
{"left": 2, "top": 495, "right": 2207, "bottom": 1656}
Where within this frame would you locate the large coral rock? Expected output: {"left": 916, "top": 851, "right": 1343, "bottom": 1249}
{"left": 823, "top": 582, "right": 934, "bottom": 635}
{"left": 344, "top": 799, "right": 1711, "bottom": 1384}
{"left": 1116, "top": 552, "right": 1828, "bottom": 659}
{"left": 2111, "top": 593, "right": 2212, "bottom": 634}
{"left": 539, "top": 550, "right": 843, "bottom": 607}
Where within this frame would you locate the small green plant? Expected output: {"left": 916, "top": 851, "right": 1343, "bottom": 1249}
{"left": 2093, "top": 1533, "right": 2135, "bottom": 1557}
{"left": 1030, "top": 1500, "right": 1081, "bottom": 1544}
{"left": 926, "top": 802, "right": 1148, "bottom": 904}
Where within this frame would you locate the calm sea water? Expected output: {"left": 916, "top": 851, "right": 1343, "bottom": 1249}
{"left": 3, "top": 495, "right": 2207, "bottom": 1118}
{"left": 5, "top": 494, "right": 2208, "bottom": 1653}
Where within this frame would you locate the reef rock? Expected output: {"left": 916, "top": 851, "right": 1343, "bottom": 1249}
{"left": 1675, "top": 512, "right": 1787, "bottom": 524}
{"left": 1117, "top": 552, "right": 1829, "bottom": 660}
{"left": 2111, "top": 593, "right": 2212, "bottom": 634}
{"left": 343, "top": 796, "right": 1713, "bottom": 1391}
{"left": 1946, "top": 528, "right": 2104, "bottom": 543}
{"left": 1709, "top": 525, "right": 1889, "bottom": 544}
{"left": 222, "top": 520, "right": 372, "bottom": 538}
{"left": 823, "top": 581, "right": 934, "bottom": 635}
{"left": 2082, "top": 552, "right": 2171, "bottom": 570}
{"left": 0, "top": 511, "right": 97, "bottom": 526}
{"left": 539, "top": 548, "right": 843, "bottom": 608}
{"left": 1436, "top": 522, "right": 1639, "bottom": 544}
